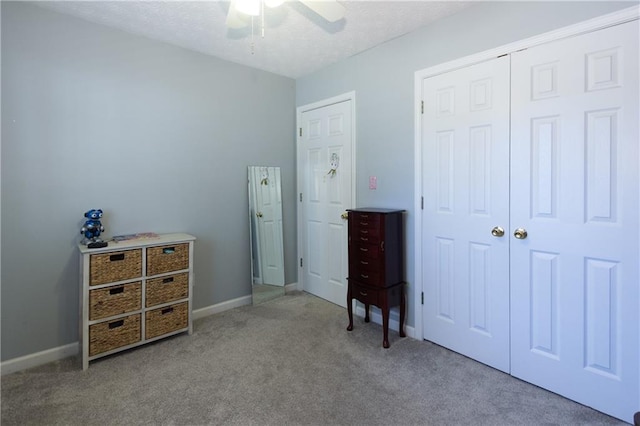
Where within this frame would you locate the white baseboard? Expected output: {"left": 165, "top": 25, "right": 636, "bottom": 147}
{"left": 284, "top": 282, "right": 299, "bottom": 293}
{"left": 1, "top": 293, "right": 408, "bottom": 375}
{"left": 2, "top": 295, "right": 253, "bottom": 375}
{"left": 354, "top": 305, "right": 416, "bottom": 340}
{"left": 1, "top": 342, "right": 79, "bottom": 376}
{"left": 191, "top": 294, "right": 252, "bottom": 320}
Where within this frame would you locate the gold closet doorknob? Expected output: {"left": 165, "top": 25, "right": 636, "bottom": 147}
{"left": 256, "top": 212, "right": 263, "bottom": 218}
{"left": 514, "top": 228, "right": 528, "bottom": 239}
{"left": 341, "top": 212, "right": 349, "bottom": 220}
{"left": 491, "top": 226, "right": 505, "bottom": 237}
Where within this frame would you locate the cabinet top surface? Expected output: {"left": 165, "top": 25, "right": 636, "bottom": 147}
{"left": 78, "top": 233, "right": 195, "bottom": 254}
{"left": 348, "top": 208, "right": 405, "bottom": 214}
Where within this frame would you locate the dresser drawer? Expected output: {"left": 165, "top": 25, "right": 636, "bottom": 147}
{"left": 146, "top": 243, "right": 189, "bottom": 276}
{"left": 350, "top": 257, "right": 381, "bottom": 272}
{"left": 351, "top": 227, "right": 381, "bottom": 244}
{"left": 90, "top": 249, "right": 142, "bottom": 286}
{"left": 89, "top": 282, "right": 142, "bottom": 320}
{"left": 350, "top": 211, "right": 381, "bottom": 227}
{"left": 351, "top": 242, "right": 382, "bottom": 261}
{"left": 349, "top": 281, "right": 380, "bottom": 306}
{"left": 145, "top": 302, "right": 189, "bottom": 339}
{"left": 146, "top": 273, "right": 189, "bottom": 307}
{"left": 349, "top": 269, "right": 381, "bottom": 287}
{"left": 89, "top": 314, "right": 141, "bottom": 357}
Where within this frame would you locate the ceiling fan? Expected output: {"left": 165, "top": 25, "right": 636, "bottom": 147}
{"left": 226, "top": 0, "right": 346, "bottom": 31}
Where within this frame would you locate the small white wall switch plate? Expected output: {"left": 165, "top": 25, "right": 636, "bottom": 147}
{"left": 369, "top": 176, "right": 377, "bottom": 190}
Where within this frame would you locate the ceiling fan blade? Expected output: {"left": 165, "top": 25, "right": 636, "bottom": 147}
{"left": 299, "top": 0, "right": 346, "bottom": 23}
{"left": 226, "top": 0, "right": 250, "bottom": 29}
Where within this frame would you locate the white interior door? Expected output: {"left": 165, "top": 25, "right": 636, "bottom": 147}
{"left": 298, "top": 98, "right": 353, "bottom": 307}
{"left": 510, "top": 21, "right": 639, "bottom": 421}
{"left": 421, "top": 56, "right": 511, "bottom": 372}
{"left": 252, "top": 166, "right": 285, "bottom": 286}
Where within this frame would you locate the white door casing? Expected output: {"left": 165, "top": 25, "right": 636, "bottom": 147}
{"left": 509, "top": 20, "right": 639, "bottom": 421}
{"left": 297, "top": 93, "right": 355, "bottom": 307}
{"left": 421, "top": 56, "right": 511, "bottom": 372}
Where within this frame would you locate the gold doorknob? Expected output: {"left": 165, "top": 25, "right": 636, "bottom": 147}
{"left": 256, "top": 212, "right": 263, "bottom": 218}
{"left": 514, "top": 228, "right": 528, "bottom": 239}
{"left": 341, "top": 212, "right": 349, "bottom": 220}
{"left": 491, "top": 226, "right": 505, "bottom": 237}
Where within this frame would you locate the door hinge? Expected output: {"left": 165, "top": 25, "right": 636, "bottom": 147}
{"left": 421, "top": 292, "right": 424, "bottom": 305}
{"left": 299, "top": 193, "right": 303, "bottom": 202}
{"left": 299, "top": 128, "right": 302, "bottom": 137}
{"left": 300, "top": 258, "right": 303, "bottom": 268}
{"left": 421, "top": 100, "right": 424, "bottom": 114}
{"left": 421, "top": 196, "right": 424, "bottom": 210}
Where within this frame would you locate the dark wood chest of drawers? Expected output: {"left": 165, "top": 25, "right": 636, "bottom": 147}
{"left": 346, "top": 208, "right": 405, "bottom": 348}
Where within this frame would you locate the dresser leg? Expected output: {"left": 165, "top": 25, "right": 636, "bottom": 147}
{"left": 382, "top": 307, "right": 390, "bottom": 348}
{"left": 399, "top": 288, "right": 406, "bottom": 338}
{"left": 346, "top": 287, "right": 354, "bottom": 331}
{"left": 364, "top": 304, "right": 370, "bottom": 323}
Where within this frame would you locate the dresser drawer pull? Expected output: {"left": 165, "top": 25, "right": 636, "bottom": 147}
{"left": 360, "top": 260, "right": 369, "bottom": 265}
{"left": 162, "top": 247, "right": 176, "bottom": 254}
{"left": 360, "top": 214, "right": 369, "bottom": 218}
{"left": 360, "top": 222, "right": 369, "bottom": 226}
{"left": 162, "top": 277, "right": 174, "bottom": 284}
{"left": 108, "top": 319, "right": 124, "bottom": 329}
{"left": 109, "top": 253, "right": 125, "bottom": 262}
{"left": 361, "top": 274, "right": 369, "bottom": 279}
{"left": 359, "top": 248, "right": 368, "bottom": 252}
{"left": 359, "top": 291, "right": 368, "bottom": 297}
{"left": 161, "top": 307, "right": 174, "bottom": 315}
{"left": 360, "top": 230, "right": 369, "bottom": 234}
{"left": 109, "top": 287, "right": 124, "bottom": 295}
{"left": 360, "top": 237, "right": 368, "bottom": 242}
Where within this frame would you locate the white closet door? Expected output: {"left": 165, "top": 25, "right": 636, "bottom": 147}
{"left": 421, "top": 56, "right": 511, "bottom": 372}
{"left": 510, "top": 20, "right": 639, "bottom": 421}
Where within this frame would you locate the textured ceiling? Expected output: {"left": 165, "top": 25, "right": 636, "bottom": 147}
{"left": 37, "top": 1, "right": 475, "bottom": 78}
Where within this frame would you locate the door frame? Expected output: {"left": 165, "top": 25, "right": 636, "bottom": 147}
{"left": 296, "top": 91, "right": 357, "bottom": 292}
{"left": 413, "top": 6, "right": 639, "bottom": 342}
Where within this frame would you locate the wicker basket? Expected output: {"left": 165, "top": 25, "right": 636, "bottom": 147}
{"left": 89, "top": 282, "right": 142, "bottom": 321}
{"left": 145, "top": 302, "right": 188, "bottom": 339}
{"left": 90, "top": 249, "right": 142, "bottom": 286}
{"left": 146, "top": 243, "right": 189, "bottom": 276}
{"left": 145, "top": 273, "right": 189, "bottom": 308}
{"left": 89, "top": 314, "right": 141, "bottom": 356}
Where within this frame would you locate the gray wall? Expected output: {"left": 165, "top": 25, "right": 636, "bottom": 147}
{"left": 1, "top": 2, "right": 296, "bottom": 361}
{"left": 2, "top": 0, "right": 634, "bottom": 362}
{"left": 296, "top": 1, "right": 635, "bottom": 328}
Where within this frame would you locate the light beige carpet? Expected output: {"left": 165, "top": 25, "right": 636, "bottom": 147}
{"left": 1, "top": 291, "right": 626, "bottom": 425}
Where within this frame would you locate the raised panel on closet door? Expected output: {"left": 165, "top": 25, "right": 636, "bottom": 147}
{"left": 421, "top": 55, "right": 511, "bottom": 373}
{"left": 510, "top": 20, "right": 639, "bottom": 421}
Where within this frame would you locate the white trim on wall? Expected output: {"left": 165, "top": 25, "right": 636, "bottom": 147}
{"left": 354, "top": 305, "right": 416, "bottom": 340}
{"left": 1, "top": 343, "right": 79, "bottom": 376}
{"left": 192, "top": 295, "right": 252, "bottom": 320}
{"left": 284, "top": 282, "right": 299, "bottom": 293}
{"left": 1, "top": 295, "right": 252, "bottom": 375}
{"left": 413, "top": 5, "right": 639, "bottom": 343}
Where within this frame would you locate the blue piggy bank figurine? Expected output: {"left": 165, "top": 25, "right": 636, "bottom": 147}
{"left": 81, "top": 209, "right": 105, "bottom": 244}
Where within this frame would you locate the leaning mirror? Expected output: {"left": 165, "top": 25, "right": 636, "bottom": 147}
{"left": 248, "top": 166, "right": 285, "bottom": 304}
